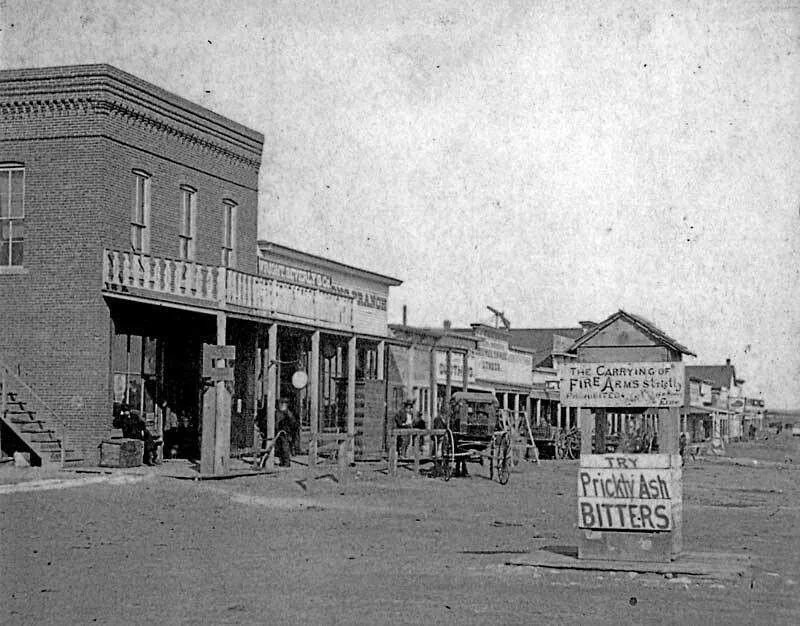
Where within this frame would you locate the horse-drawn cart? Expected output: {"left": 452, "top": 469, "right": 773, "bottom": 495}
{"left": 439, "top": 392, "right": 513, "bottom": 484}
{"left": 529, "top": 424, "right": 581, "bottom": 459}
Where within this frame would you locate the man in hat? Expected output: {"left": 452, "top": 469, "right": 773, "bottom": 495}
{"left": 275, "top": 397, "right": 299, "bottom": 467}
{"left": 393, "top": 398, "right": 415, "bottom": 457}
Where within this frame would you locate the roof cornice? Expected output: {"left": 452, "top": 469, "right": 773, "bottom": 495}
{"left": 0, "top": 64, "right": 264, "bottom": 169}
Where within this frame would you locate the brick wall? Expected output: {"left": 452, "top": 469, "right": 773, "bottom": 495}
{"left": 0, "top": 65, "right": 264, "bottom": 464}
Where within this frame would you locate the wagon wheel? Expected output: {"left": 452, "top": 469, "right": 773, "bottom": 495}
{"left": 495, "top": 432, "right": 511, "bottom": 485}
{"left": 555, "top": 431, "right": 567, "bottom": 459}
{"left": 566, "top": 430, "right": 581, "bottom": 460}
{"left": 441, "top": 429, "right": 455, "bottom": 481}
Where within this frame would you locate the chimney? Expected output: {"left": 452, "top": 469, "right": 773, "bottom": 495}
{"left": 725, "top": 358, "right": 731, "bottom": 366}
{"left": 402, "top": 305, "right": 407, "bottom": 326}
{"left": 443, "top": 320, "right": 451, "bottom": 331}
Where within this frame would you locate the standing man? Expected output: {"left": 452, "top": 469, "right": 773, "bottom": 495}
{"left": 275, "top": 397, "right": 299, "bottom": 467}
{"left": 394, "top": 398, "right": 415, "bottom": 457}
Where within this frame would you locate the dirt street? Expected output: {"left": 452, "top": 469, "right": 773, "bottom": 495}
{"left": 2, "top": 440, "right": 799, "bottom": 625}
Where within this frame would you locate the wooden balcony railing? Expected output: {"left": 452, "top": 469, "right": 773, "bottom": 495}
{"left": 103, "top": 249, "right": 220, "bottom": 304}
{"left": 103, "top": 249, "right": 355, "bottom": 329}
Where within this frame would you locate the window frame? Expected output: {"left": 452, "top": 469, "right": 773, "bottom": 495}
{"left": 131, "top": 170, "right": 151, "bottom": 254}
{"left": 221, "top": 199, "right": 237, "bottom": 267}
{"left": 0, "top": 164, "right": 26, "bottom": 269}
{"left": 178, "top": 185, "right": 197, "bottom": 260}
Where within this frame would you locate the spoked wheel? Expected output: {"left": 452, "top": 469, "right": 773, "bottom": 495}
{"left": 555, "top": 431, "right": 567, "bottom": 460}
{"left": 495, "top": 432, "right": 511, "bottom": 485}
{"left": 441, "top": 429, "right": 455, "bottom": 481}
{"left": 566, "top": 431, "right": 581, "bottom": 460}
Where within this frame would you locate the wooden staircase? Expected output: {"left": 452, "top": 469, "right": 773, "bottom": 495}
{"left": 1, "top": 361, "right": 83, "bottom": 467}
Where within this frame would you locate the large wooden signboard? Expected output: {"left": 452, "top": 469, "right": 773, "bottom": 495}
{"left": 578, "top": 453, "right": 682, "bottom": 561}
{"left": 559, "top": 361, "right": 684, "bottom": 408}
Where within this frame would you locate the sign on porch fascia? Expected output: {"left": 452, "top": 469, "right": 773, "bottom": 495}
{"left": 558, "top": 361, "right": 685, "bottom": 408}
{"left": 577, "top": 454, "right": 680, "bottom": 531}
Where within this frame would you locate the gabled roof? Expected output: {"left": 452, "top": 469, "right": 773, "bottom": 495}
{"left": 508, "top": 327, "right": 584, "bottom": 367}
{"left": 686, "top": 365, "right": 737, "bottom": 391}
{"left": 568, "top": 310, "right": 695, "bottom": 356}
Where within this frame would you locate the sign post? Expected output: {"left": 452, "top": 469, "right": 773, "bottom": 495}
{"left": 558, "top": 311, "right": 693, "bottom": 563}
{"left": 200, "top": 343, "right": 235, "bottom": 476}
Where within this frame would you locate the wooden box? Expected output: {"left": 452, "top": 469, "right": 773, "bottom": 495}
{"left": 99, "top": 439, "right": 143, "bottom": 468}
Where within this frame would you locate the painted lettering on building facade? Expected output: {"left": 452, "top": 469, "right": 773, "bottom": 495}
{"left": 558, "top": 361, "right": 685, "bottom": 407}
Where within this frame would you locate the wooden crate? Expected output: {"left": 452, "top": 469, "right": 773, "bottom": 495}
{"left": 99, "top": 439, "right": 143, "bottom": 468}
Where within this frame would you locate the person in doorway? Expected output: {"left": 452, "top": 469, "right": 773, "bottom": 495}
{"left": 394, "top": 399, "right": 415, "bottom": 457}
{"left": 275, "top": 397, "right": 299, "bottom": 466}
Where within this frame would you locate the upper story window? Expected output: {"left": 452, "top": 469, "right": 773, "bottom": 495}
{"left": 0, "top": 165, "right": 25, "bottom": 268}
{"left": 131, "top": 170, "right": 151, "bottom": 254}
{"left": 221, "top": 200, "right": 237, "bottom": 268}
{"left": 178, "top": 185, "right": 197, "bottom": 260}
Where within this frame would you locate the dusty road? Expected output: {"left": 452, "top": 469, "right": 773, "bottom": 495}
{"left": 2, "top": 439, "right": 799, "bottom": 625}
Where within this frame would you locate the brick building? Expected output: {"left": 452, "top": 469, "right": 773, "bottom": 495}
{"left": 0, "top": 64, "right": 400, "bottom": 467}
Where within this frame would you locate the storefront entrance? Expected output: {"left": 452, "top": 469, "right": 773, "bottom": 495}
{"left": 109, "top": 301, "right": 215, "bottom": 461}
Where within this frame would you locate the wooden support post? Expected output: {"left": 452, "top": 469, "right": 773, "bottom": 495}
{"left": 309, "top": 330, "right": 320, "bottom": 469}
{"left": 579, "top": 408, "right": 593, "bottom": 455}
{"left": 377, "top": 340, "right": 385, "bottom": 381}
{"left": 407, "top": 343, "right": 415, "bottom": 399}
{"left": 338, "top": 437, "right": 348, "bottom": 476}
{"left": 536, "top": 398, "right": 542, "bottom": 426}
{"left": 429, "top": 348, "right": 437, "bottom": 426}
{"left": 252, "top": 331, "right": 261, "bottom": 452}
{"left": 200, "top": 382, "right": 216, "bottom": 475}
{"left": 265, "top": 323, "right": 278, "bottom": 468}
{"left": 388, "top": 431, "right": 397, "bottom": 476}
{"left": 445, "top": 350, "right": 452, "bottom": 407}
{"left": 462, "top": 351, "right": 469, "bottom": 393}
{"left": 347, "top": 335, "right": 356, "bottom": 464}
{"left": 213, "top": 313, "right": 230, "bottom": 475}
{"left": 594, "top": 407, "right": 607, "bottom": 454}
{"left": 413, "top": 433, "right": 420, "bottom": 474}
{"left": 659, "top": 406, "right": 679, "bottom": 454}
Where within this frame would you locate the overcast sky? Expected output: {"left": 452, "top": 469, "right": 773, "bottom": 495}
{"left": 2, "top": 0, "right": 798, "bottom": 408}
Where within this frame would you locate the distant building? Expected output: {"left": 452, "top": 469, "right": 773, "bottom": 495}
{"left": 508, "top": 325, "right": 587, "bottom": 429}
{"left": 685, "top": 360, "right": 745, "bottom": 442}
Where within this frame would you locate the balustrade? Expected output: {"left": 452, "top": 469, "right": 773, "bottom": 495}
{"left": 102, "top": 248, "right": 355, "bottom": 329}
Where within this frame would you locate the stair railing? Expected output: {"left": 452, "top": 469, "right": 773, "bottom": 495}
{"left": 0, "top": 357, "right": 67, "bottom": 466}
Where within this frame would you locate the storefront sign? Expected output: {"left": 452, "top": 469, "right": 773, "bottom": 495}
{"left": 258, "top": 258, "right": 387, "bottom": 311}
{"left": 435, "top": 341, "right": 532, "bottom": 387}
{"left": 578, "top": 454, "right": 677, "bottom": 531}
{"left": 258, "top": 258, "right": 332, "bottom": 289}
{"left": 558, "top": 362, "right": 684, "bottom": 407}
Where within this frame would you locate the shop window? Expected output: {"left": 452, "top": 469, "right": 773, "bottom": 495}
{"left": 112, "top": 332, "right": 160, "bottom": 426}
{"left": 178, "top": 185, "right": 197, "bottom": 260}
{"left": 221, "top": 199, "right": 237, "bottom": 267}
{"left": 418, "top": 388, "right": 429, "bottom": 417}
{"left": 0, "top": 165, "right": 25, "bottom": 268}
{"left": 357, "top": 344, "right": 379, "bottom": 380}
{"left": 131, "top": 170, "right": 151, "bottom": 253}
